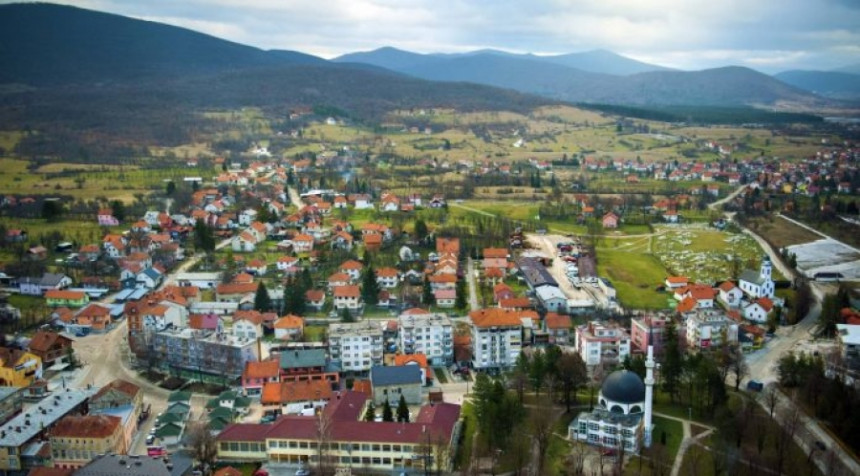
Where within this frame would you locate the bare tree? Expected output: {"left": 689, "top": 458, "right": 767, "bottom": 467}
{"left": 315, "top": 408, "right": 334, "bottom": 475}
{"left": 773, "top": 402, "right": 803, "bottom": 475}
{"left": 762, "top": 386, "right": 779, "bottom": 418}
{"left": 506, "top": 422, "right": 531, "bottom": 476}
{"left": 529, "top": 397, "right": 555, "bottom": 476}
{"left": 186, "top": 422, "right": 218, "bottom": 475}
{"left": 569, "top": 441, "right": 588, "bottom": 476}
{"left": 730, "top": 345, "right": 749, "bottom": 391}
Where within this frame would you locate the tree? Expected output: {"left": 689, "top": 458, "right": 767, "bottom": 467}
{"left": 340, "top": 307, "right": 354, "bottom": 323}
{"left": 361, "top": 265, "right": 380, "bottom": 306}
{"left": 396, "top": 394, "right": 410, "bottom": 422}
{"left": 254, "top": 281, "right": 272, "bottom": 312}
{"left": 729, "top": 345, "right": 748, "bottom": 391}
{"left": 283, "top": 280, "right": 307, "bottom": 316}
{"left": 186, "top": 422, "right": 218, "bottom": 474}
{"left": 109, "top": 199, "right": 126, "bottom": 222}
{"left": 556, "top": 351, "right": 588, "bottom": 412}
{"left": 622, "top": 354, "right": 647, "bottom": 379}
{"left": 529, "top": 396, "right": 555, "bottom": 476}
{"left": 661, "top": 318, "right": 683, "bottom": 403}
{"left": 165, "top": 180, "right": 176, "bottom": 196}
{"left": 364, "top": 401, "right": 376, "bottom": 421}
{"left": 41, "top": 200, "right": 63, "bottom": 222}
{"left": 193, "top": 219, "right": 216, "bottom": 253}
{"left": 414, "top": 218, "right": 429, "bottom": 241}
{"left": 530, "top": 349, "right": 547, "bottom": 395}
{"left": 455, "top": 278, "right": 467, "bottom": 310}
{"left": 422, "top": 278, "right": 434, "bottom": 306}
{"left": 382, "top": 400, "right": 394, "bottom": 422}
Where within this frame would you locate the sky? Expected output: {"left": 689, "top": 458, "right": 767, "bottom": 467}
{"left": 16, "top": 0, "right": 860, "bottom": 72}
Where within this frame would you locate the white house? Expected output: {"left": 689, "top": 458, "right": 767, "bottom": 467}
{"left": 276, "top": 256, "right": 300, "bottom": 274}
{"left": 233, "top": 317, "right": 263, "bottom": 340}
{"left": 239, "top": 209, "right": 258, "bottom": 226}
{"left": 333, "top": 285, "right": 362, "bottom": 311}
{"left": 717, "top": 281, "right": 743, "bottom": 308}
{"left": 273, "top": 315, "right": 304, "bottom": 340}
{"left": 292, "top": 234, "right": 314, "bottom": 253}
{"left": 232, "top": 231, "right": 258, "bottom": 253}
{"left": 137, "top": 267, "right": 164, "bottom": 289}
{"left": 743, "top": 298, "right": 774, "bottom": 324}
{"left": 376, "top": 268, "right": 400, "bottom": 289}
{"left": 353, "top": 194, "right": 374, "bottom": 210}
{"left": 434, "top": 289, "right": 456, "bottom": 308}
{"left": 739, "top": 257, "right": 775, "bottom": 299}
{"left": 575, "top": 321, "right": 631, "bottom": 367}
{"left": 339, "top": 260, "right": 364, "bottom": 281}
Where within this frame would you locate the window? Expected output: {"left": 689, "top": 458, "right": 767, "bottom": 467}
{"left": 372, "top": 444, "right": 381, "bottom": 451}
{"left": 393, "top": 445, "right": 401, "bottom": 452}
{"left": 268, "top": 440, "right": 277, "bottom": 449}
{"left": 383, "top": 444, "right": 391, "bottom": 452}
{"left": 289, "top": 441, "right": 298, "bottom": 448}
{"left": 362, "top": 444, "right": 371, "bottom": 451}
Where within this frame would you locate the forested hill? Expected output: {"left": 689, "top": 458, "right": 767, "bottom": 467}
{"left": 0, "top": 3, "right": 324, "bottom": 86}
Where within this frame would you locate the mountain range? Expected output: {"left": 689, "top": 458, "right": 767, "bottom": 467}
{"left": 0, "top": 2, "right": 857, "bottom": 114}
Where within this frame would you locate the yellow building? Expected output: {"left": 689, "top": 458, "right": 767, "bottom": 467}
{"left": 50, "top": 415, "right": 124, "bottom": 469}
{"left": 0, "top": 347, "right": 42, "bottom": 387}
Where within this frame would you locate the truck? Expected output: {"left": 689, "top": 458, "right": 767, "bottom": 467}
{"left": 746, "top": 380, "right": 764, "bottom": 392}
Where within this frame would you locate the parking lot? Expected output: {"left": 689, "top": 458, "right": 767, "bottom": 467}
{"left": 527, "top": 233, "right": 615, "bottom": 310}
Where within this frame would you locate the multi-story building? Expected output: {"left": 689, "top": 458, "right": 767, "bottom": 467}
{"left": 328, "top": 321, "right": 384, "bottom": 373}
{"left": 0, "top": 388, "right": 95, "bottom": 473}
{"left": 469, "top": 309, "right": 524, "bottom": 370}
{"left": 0, "top": 347, "right": 42, "bottom": 387}
{"left": 836, "top": 324, "right": 860, "bottom": 362}
{"left": 27, "top": 330, "right": 74, "bottom": 368}
{"left": 575, "top": 321, "right": 631, "bottom": 367}
{"left": 684, "top": 310, "right": 738, "bottom": 350}
{"left": 216, "top": 391, "right": 461, "bottom": 474}
{"left": 150, "top": 328, "right": 259, "bottom": 379}
{"left": 398, "top": 310, "right": 453, "bottom": 366}
{"left": 50, "top": 415, "right": 125, "bottom": 469}
{"left": 630, "top": 315, "right": 676, "bottom": 355}
{"left": 0, "top": 387, "right": 23, "bottom": 426}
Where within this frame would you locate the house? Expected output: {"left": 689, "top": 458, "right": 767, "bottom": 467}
{"left": 717, "top": 281, "right": 743, "bottom": 308}
{"left": 836, "top": 324, "right": 860, "bottom": 361}
{"left": 630, "top": 315, "right": 672, "bottom": 355}
{"left": 664, "top": 276, "right": 689, "bottom": 290}
{"left": 685, "top": 310, "right": 737, "bottom": 350}
{"left": 370, "top": 365, "right": 423, "bottom": 406}
{"left": 242, "top": 360, "right": 281, "bottom": 397}
{"left": 575, "top": 321, "right": 631, "bottom": 367}
{"left": 137, "top": 267, "right": 164, "bottom": 289}
{"left": 233, "top": 316, "right": 264, "bottom": 340}
{"left": 292, "top": 234, "right": 314, "bottom": 253}
{"left": 328, "top": 272, "right": 352, "bottom": 289}
{"left": 276, "top": 256, "right": 300, "bottom": 275}
{"left": 339, "top": 260, "right": 364, "bottom": 281}
{"left": 0, "top": 348, "right": 42, "bottom": 387}
{"left": 89, "top": 379, "right": 143, "bottom": 449}
{"left": 602, "top": 212, "right": 619, "bottom": 229}
{"left": 493, "top": 283, "right": 515, "bottom": 302}
{"left": 273, "top": 315, "right": 304, "bottom": 340}
{"left": 75, "top": 303, "right": 113, "bottom": 331}
{"left": 245, "top": 259, "right": 268, "bottom": 276}
{"left": 216, "top": 282, "right": 259, "bottom": 303}
{"left": 663, "top": 210, "right": 679, "bottom": 223}
{"left": 260, "top": 379, "right": 333, "bottom": 411}
{"left": 544, "top": 313, "right": 572, "bottom": 344}
{"left": 45, "top": 290, "right": 89, "bottom": 308}
{"left": 738, "top": 257, "right": 775, "bottom": 299}
{"left": 333, "top": 285, "right": 362, "bottom": 311}
{"left": 27, "top": 330, "right": 74, "bottom": 368}
{"left": 743, "top": 298, "right": 774, "bottom": 324}
{"left": 305, "top": 289, "right": 325, "bottom": 310}
{"left": 376, "top": 267, "right": 400, "bottom": 288}
{"left": 434, "top": 288, "right": 456, "bottom": 308}
{"left": 363, "top": 233, "right": 383, "bottom": 252}
{"left": 232, "top": 231, "right": 258, "bottom": 253}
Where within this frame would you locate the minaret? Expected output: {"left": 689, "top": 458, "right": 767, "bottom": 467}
{"left": 644, "top": 345, "right": 655, "bottom": 448}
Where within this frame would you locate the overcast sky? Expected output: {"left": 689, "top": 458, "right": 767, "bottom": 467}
{"left": 20, "top": 0, "right": 860, "bottom": 72}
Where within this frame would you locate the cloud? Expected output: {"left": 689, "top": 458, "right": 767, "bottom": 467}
{"left": 6, "top": 0, "right": 859, "bottom": 71}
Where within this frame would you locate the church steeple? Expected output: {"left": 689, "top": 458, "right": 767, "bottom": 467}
{"left": 760, "top": 255, "right": 772, "bottom": 281}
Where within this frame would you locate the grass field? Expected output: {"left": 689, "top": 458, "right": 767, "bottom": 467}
{"left": 596, "top": 249, "right": 671, "bottom": 310}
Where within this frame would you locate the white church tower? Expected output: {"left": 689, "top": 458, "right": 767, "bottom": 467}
{"left": 644, "top": 345, "right": 655, "bottom": 448}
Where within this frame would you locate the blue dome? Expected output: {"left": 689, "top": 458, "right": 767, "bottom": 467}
{"left": 601, "top": 370, "right": 645, "bottom": 404}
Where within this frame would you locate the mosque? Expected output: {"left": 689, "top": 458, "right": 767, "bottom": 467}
{"left": 568, "top": 346, "right": 655, "bottom": 453}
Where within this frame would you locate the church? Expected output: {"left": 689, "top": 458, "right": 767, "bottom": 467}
{"left": 738, "top": 256, "right": 775, "bottom": 299}
{"left": 568, "top": 347, "right": 655, "bottom": 453}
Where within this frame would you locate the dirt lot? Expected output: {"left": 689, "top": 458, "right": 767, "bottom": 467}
{"left": 526, "top": 233, "right": 611, "bottom": 309}
{"left": 746, "top": 216, "right": 821, "bottom": 249}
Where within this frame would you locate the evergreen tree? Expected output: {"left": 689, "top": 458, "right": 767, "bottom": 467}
{"left": 283, "top": 280, "right": 307, "bottom": 316}
{"left": 414, "top": 219, "right": 429, "bottom": 241}
{"left": 382, "top": 400, "right": 393, "bottom": 422}
{"left": 364, "top": 402, "right": 376, "bottom": 422}
{"left": 362, "top": 265, "right": 380, "bottom": 306}
{"left": 193, "top": 219, "right": 216, "bottom": 253}
{"left": 662, "top": 318, "right": 683, "bottom": 403}
{"left": 455, "top": 279, "right": 467, "bottom": 310}
{"left": 109, "top": 199, "right": 126, "bottom": 222}
{"left": 340, "top": 307, "right": 354, "bottom": 323}
{"left": 396, "top": 395, "right": 410, "bottom": 422}
{"left": 422, "top": 278, "right": 434, "bottom": 306}
{"left": 165, "top": 180, "right": 176, "bottom": 196}
{"left": 254, "top": 281, "right": 272, "bottom": 312}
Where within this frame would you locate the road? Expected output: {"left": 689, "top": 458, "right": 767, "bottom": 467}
{"left": 707, "top": 184, "right": 747, "bottom": 213}
{"left": 465, "top": 257, "right": 479, "bottom": 310}
{"left": 70, "top": 236, "right": 233, "bottom": 454}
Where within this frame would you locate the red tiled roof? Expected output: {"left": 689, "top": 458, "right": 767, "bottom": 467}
{"left": 28, "top": 330, "right": 71, "bottom": 353}
{"left": 45, "top": 290, "right": 86, "bottom": 300}
{"left": 666, "top": 276, "right": 689, "bottom": 284}
{"left": 469, "top": 308, "right": 525, "bottom": 328}
{"left": 216, "top": 282, "right": 259, "bottom": 295}
{"left": 718, "top": 281, "right": 737, "bottom": 292}
{"left": 676, "top": 296, "right": 697, "bottom": 313}
{"left": 545, "top": 313, "right": 572, "bottom": 330}
{"left": 92, "top": 379, "right": 141, "bottom": 401}
{"left": 261, "top": 379, "right": 333, "bottom": 405}
{"left": 243, "top": 360, "right": 280, "bottom": 380}
{"left": 483, "top": 248, "right": 508, "bottom": 259}
{"left": 333, "top": 285, "right": 360, "bottom": 298}
{"left": 51, "top": 415, "right": 120, "bottom": 438}
{"left": 274, "top": 315, "right": 304, "bottom": 329}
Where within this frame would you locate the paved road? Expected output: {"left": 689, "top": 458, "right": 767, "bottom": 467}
{"left": 465, "top": 257, "right": 479, "bottom": 310}
{"left": 708, "top": 184, "right": 748, "bottom": 212}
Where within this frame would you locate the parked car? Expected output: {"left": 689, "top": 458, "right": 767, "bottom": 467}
{"left": 746, "top": 380, "right": 764, "bottom": 392}
{"left": 145, "top": 434, "right": 156, "bottom": 445}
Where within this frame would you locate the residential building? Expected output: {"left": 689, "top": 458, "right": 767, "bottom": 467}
{"left": 743, "top": 298, "right": 774, "bottom": 324}
{"left": 0, "top": 388, "right": 95, "bottom": 473}
{"left": 278, "top": 348, "right": 339, "bottom": 384}
{"left": 45, "top": 290, "right": 89, "bottom": 308}
{"left": 469, "top": 309, "right": 524, "bottom": 370}
{"left": 27, "top": 331, "right": 74, "bottom": 368}
{"left": 50, "top": 415, "right": 125, "bottom": 469}
{"left": 664, "top": 276, "right": 688, "bottom": 290}
{"left": 575, "top": 321, "right": 631, "bottom": 367}
{"left": 398, "top": 311, "right": 454, "bottom": 366}
{"left": 0, "top": 387, "right": 23, "bottom": 426}
{"left": 433, "top": 289, "right": 456, "bottom": 308}
{"left": 216, "top": 392, "right": 461, "bottom": 474}
{"left": 328, "top": 321, "right": 384, "bottom": 372}
{"left": 242, "top": 360, "right": 280, "bottom": 397}
{"left": 273, "top": 314, "right": 304, "bottom": 340}
{"left": 837, "top": 324, "right": 860, "bottom": 362}
{"left": 0, "top": 348, "right": 42, "bottom": 387}
{"left": 544, "top": 313, "right": 572, "bottom": 344}
{"left": 376, "top": 267, "right": 400, "bottom": 289}
{"left": 150, "top": 328, "right": 259, "bottom": 379}
{"left": 685, "top": 310, "right": 738, "bottom": 350}
{"left": 332, "top": 285, "right": 362, "bottom": 312}
{"left": 260, "top": 379, "right": 333, "bottom": 413}
{"left": 370, "top": 365, "right": 423, "bottom": 406}
{"left": 535, "top": 286, "right": 567, "bottom": 313}
{"left": 717, "top": 281, "right": 743, "bottom": 308}
{"left": 233, "top": 316, "right": 263, "bottom": 340}
{"left": 630, "top": 315, "right": 674, "bottom": 355}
